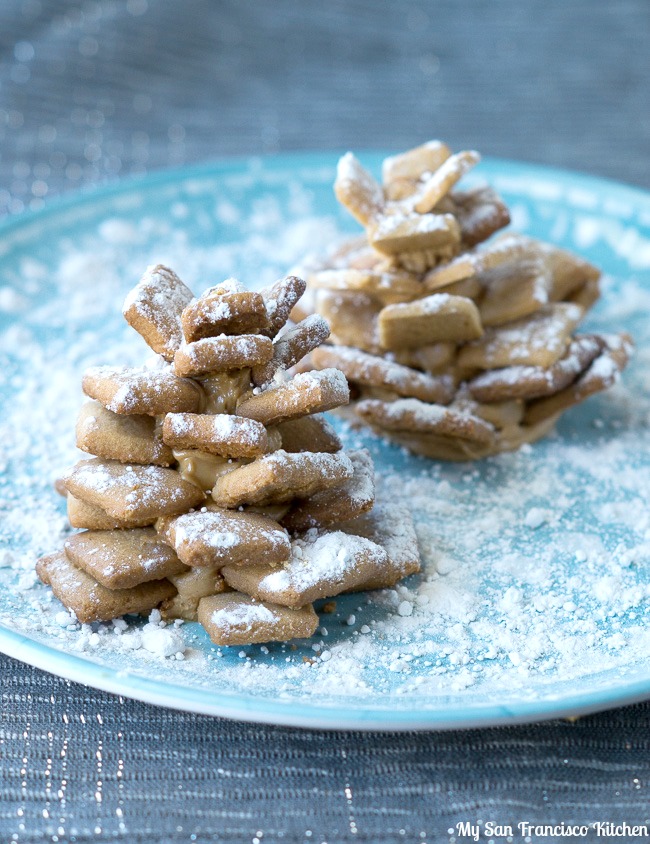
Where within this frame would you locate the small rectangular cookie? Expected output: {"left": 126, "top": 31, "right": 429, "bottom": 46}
{"left": 64, "top": 528, "right": 187, "bottom": 589}
{"left": 409, "top": 150, "right": 480, "bottom": 214}
{"left": 281, "top": 449, "right": 375, "bottom": 532}
{"left": 311, "top": 345, "right": 454, "bottom": 405}
{"left": 161, "top": 566, "right": 229, "bottom": 621}
{"left": 275, "top": 415, "right": 342, "bottom": 454}
{"left": 449, "top": 186, "right": 511, "bottom": 248}
{"left": 198, "top": 593, "right": 318, "bottom": 646}
{"left": 316, "top": 289, "right": 382, "bottom": 354}
{"left": 335, "top": 152, "right": 384, "bottom": 226}
{"left": 259, "top": 275, "right": 307, "bottom": 338}
{"left": 222, "top": 530, "right": 389, "bottom": 608}
{"left": 468, "top": 335, "right": 603, "bottom": 402}
{"left": 212, "top": 449, "right": 354, "bottom": 508}
{"left": 76, "top": 400, "right": 174, "bottom": 466}
{"left": 337, "top": 503, "right": 421, "bottom": 589}
{"left": 251, "top": 315, "right": 330, "bottom": 385}
{"left": 162, "top": 413, "right": 268, "bottom": 458}
{"left": 382, "top": 140, "right": 451, "bottom": 197}
{"left": 236, "top": 368, "right": 349, "bottom": 427}
{"left": 82, "top": 366, "right": 203, "bottom": 416}
{"left": 309, "top": 268, "right": 423, "bottom": 307}
{"left": 36, "top": 551, "right": 176, "bottom": 624}
{"left": 181, "top": 287, "right": 269, "bottom": 342}
{"left": 122, "top": 264, "right": 194, "bottom": 361}
{"left": 173, "top": 334, "right": 273, "bottom": 378}
{"left": 67, "top": 493, "right": 155, "bottom": 530}
{"left": 368, "top": 212, "right": 460, "bottom": 257}
{"left": 155, "top": 507, "right": 291, "bottom": 568}
{"left": 478, "top": 256, "right": 552, "bottom": 327}
{"left": 64, "top": 458, "right": 205, "bottom": 521}
{"left": 378, "top": 294, "right": 483, "bottom": 350}
{"left": 457, "top": 303, "right": 583, "bottom": 370}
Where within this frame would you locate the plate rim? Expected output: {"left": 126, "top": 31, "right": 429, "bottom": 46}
{"left": 2, "top": 151, "right": 650, "bottom": 731}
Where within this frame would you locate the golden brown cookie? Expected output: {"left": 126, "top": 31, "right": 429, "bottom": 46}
{"left": 155, "top": 506, "right": 291, "bottom": 568}
{"left": 36, "top": 551, "right": 175, "bottom": 624}
{"left": 64, "top": 528, "right": 187, "bottom": 589}
{"left": 457, "top": 303, "right": 583, "bottom": 370}
{"left": 281, "top": 449, "right": 375, "bottom": 532}
{"left": 64, "top": 458, "right": 205, "bottom": 521}
{"left": 122, "top": 264, "right": 194, "bottom": 360}
{"left": 259, "top": 275, "right": 307, "bottom": 338}
{"left": 275, "top": 414, "right": 342, "bottom": 454}
{"left": 315, "top": 289, "right": 382, "bottom": 353}
{"left": 334, "top": 152, "right": 384, "bottom": 226}
{"left": 236, "top": 368, "right": 349, "bottom": 427}
{"left": 181, "top": 284, "right": 269, "bottom": 342}
{"left": 82, "top": 366, "right": 203, "bottom": 416}
{"left": 173, "top": 334, "right": 273, "bottom": 378}
{"left": 251, "top": 315, "right": 330, "bottom": 386}
{"left": 378, "top": 294, "right": 483, "bottom": 350}
{"left": 382, "top": 140, "right": 451, "bottom": 199}
{"left": 211, "top": 449, "right": 354, "bottom": 508}
{"left": 338, "top": 503, "right": 421, "bottom": 589}
{"left": 162, "top": 412, "right": 268, "bottom": 459}
{"left": 198, "top": 593, "right": 318, "bottom": 646}
{"left": 311, "top": 344, "right": 455, "bottom": 404}
{"left": 222, "top": 529, "right": 389, "bottom": 608}
{"left": 76, "top": 401, "right": 174, "bottom": 466}
{"left": 468, "top": 335, "right": 604, "bottom": 402}
{"left": 66, "top": 493, "right": 155, "bottom": 530}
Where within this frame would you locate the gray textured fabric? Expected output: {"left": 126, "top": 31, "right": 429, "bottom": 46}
{"left": 1, "top": 1, "right": 649, "bottom": 841}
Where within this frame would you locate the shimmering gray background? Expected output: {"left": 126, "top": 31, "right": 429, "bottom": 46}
{"left": 1, "top": 1, "right": 650, "bottom": 842}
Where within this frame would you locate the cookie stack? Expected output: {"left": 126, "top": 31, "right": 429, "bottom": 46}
{"left": 37, "top": 267, "right": 420, "bottom": 646}
{"left": 302, "top": 141, "right": 632, "bottom": 459}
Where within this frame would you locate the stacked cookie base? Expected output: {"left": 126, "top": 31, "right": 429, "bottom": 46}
{"left": 38, "top": 268, "right": 420, "bottom": 646}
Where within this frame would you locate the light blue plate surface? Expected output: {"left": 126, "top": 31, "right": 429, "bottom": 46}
{"left": 1, "top": 153, "right": 650, "bottom": 730}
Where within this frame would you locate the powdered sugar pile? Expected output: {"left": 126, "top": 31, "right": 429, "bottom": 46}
{"left": 1, "top": 160, "right": 650, "bottom": 716}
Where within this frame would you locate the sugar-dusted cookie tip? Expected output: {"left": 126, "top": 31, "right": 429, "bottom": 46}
{"left": 82, "top": 365, "right": 203, "bottom": 416}
{"left": 122, "top": 264, "right": 194, "bottom": 360}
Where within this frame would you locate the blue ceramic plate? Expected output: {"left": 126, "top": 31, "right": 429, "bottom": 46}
{"left": 1, "top": 153, "right": 650, "bottom": 730}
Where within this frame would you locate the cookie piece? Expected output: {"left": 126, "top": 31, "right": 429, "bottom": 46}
{"left": 457, "top": 303, "right": 583, "bottom": 370}
{"left": 173, "top": 334, "right": 273, "bottom": 378}
{"left": 368, "top": 212, "right": 460, "bottom": 259}
{"left": 316, "top": 289, "right": 382, "bottom": 354}
{"left": 251, "top": 315, "right": 330, "bottom": 386}
{"left": 181, "top": 285, "right": 269, "bottom": 342}
{"left": 64, "top": 458, "right": 204, "bottom": 521}
{"left": 64, "top": 528, "right": 187, "bottom": 589}
{"left": 222, "top": 529, "right": 389, "bottom": 608}
{"left": 211, "top": 449, "right": 354, "bottom": 508}
{"left": 468, "top": 335, "right": 603, "bottom": 402}
{"left": 338, "top": 503, "right": 421, "bottom": 589}
{"left": 259, "top": 275, "right": 307, "bottom": 338}
{"left": 76, "top": 401, "right": 174, "bottom": 466}
{"left": 334, "top": 152, "right": 384, "bottom": 226}
{"left": 162, "top": 413, "right": 268, "bottom": 459}
{"left": 161, "top": 566, "right": 229, "bottom": 621}
{"left": 450, "top": 186, "right": 511, "bottom": 247}
{"left": 275, "top": 415, "right": 342, "bottom": 454}
{"left": 36, "top": 552, "right": 175, "bottom": 624}
{"left": 155, "top": 507, "right": 291, "bottom": 568}
{"left": 477, "top": 256, "right": 552, "bottom": 327}
{"left": 122, "top": 264, "right": 194, "bottom": 360}
{"left": 198, "top": 593, "right": 318, "bottom": 646}
{"left": 355, "top": 398, "right": 496, "bottom": 446}
{"left": 236, "top": 369, "right": 349, "bottom": 427}
{"left": 66, "top": 493, "right": 155, "bottom": 530}
{"left": 82, "top": 366, "right": 203, "bottom": 416}
{"left": 378, "top": 294, "right": 483, "bottom": 350}
{"left": 281, "top": 449, "right": 375, "bottom": 532}
{"left": 523, "top": 333, "right": 633, "bottom": 426}
{"left": 407, "top": 150, "right": 480, "bottom": 214}
{"left": 311, "top": 345, "right": 455, "bottom": 404}
{"left": 382, "top": 140, "right": 451, "bottom": 200}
